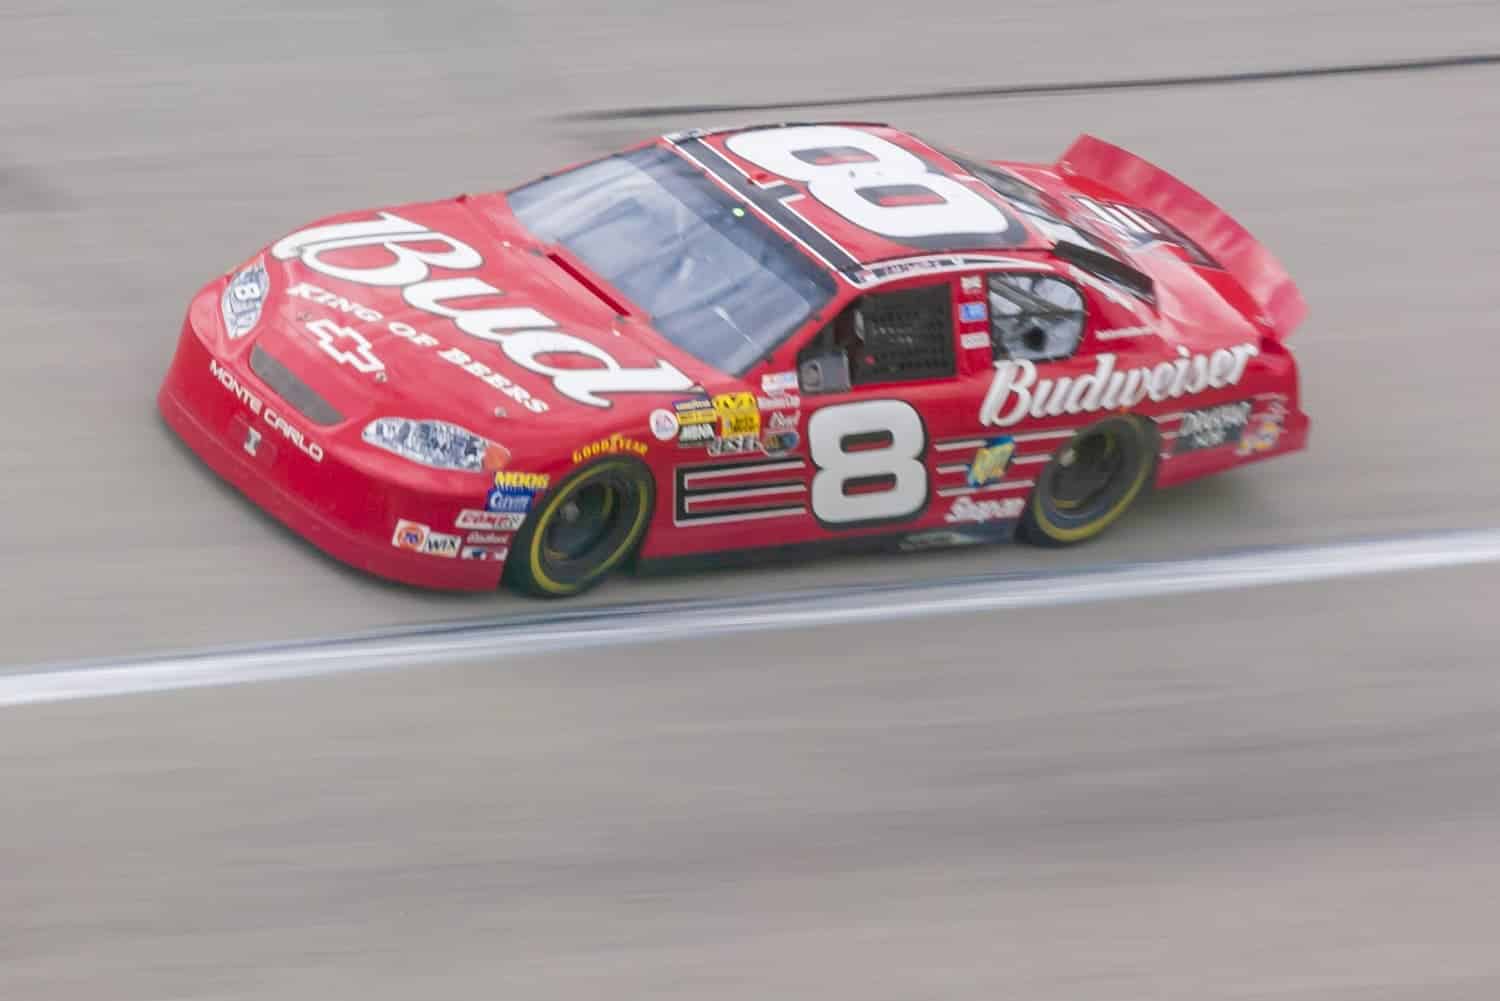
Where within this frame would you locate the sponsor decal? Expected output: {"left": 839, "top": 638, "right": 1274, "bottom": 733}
{"left": 222, "top": 259, "right": 270, "bottom": 339}
{"left": 678, "top": 422, "right": 716, "bottom": 447}
{"left": 435, "top": 345, "right": 545, "bottom": 413}
{"left": 979, "top": 344, "right": 1259, "bottom": 429}
{"left": 757, "top": 394, "right": 800, "bottom": 412}
{"left": 393, "top": 519, "right": 427, "bottom": 550}
{"left": 967, "top": 437, "right": 1015, "bottom": 487}
{"left": 960, "top": 331, "right": 990, "bottom": 351}
{"left": 463, "top": 532, "right": 512, "bottom": 545}
{"left": 423, "top": 531, "right": 462, "bottom": 558}
{"left": 713, "top": 392, "right": 760, "bottom": 436}
{"left": 485, "top": 490, "right": 532, "bottom": 514}
{"left": 945, "top": 495, "right": 1024, "bottom": 524}
{"left": 846, "top": 254, "right": 1043, "bottom": 286}
{"left": 209, "top": 358, "right": 324, "bottom": 463}
{"left": 1094, "top": 324, "right": 1154, "bottom": 342}
{"left": 1235, "top": 399, "right": 1288, "bottom": 456}
{"left": 649, "top": 408, "right": 680, "bottom": 441}
{"left": 1175, "top": 400, "right": 1253, "bottom": 454}
{"left": 286, "top": 281, "right": 381, "bottom": 323}
{"left": 461, "top": 545, "right": 508, "bottom": 561}
{"left": 960, "top": 275, "right": 983, "bottom": 294}
{"left": 761, "top": 370, "right": 799, "bottom": 396}
{"left": 959, "top": 301, "right": 988, "bottom": 323}
{"left": 767, "top": 410, "right": 799, "bottom": 431}
{"left": 485, "top": 470, "right": 549, "bottom": 514}
{"left": 289, "top": 279, "right": 544, "bottom": 411}
{"left": 674, "top": 397, "right": 717, "bottom": 423}
{"left": 1071, "top": 195, "right": 1216, "bottom": 267}
{"left": 299, "top": 317, "right": 384, "bottom": 374}
{"left": 392, "top": 519, "right": 461, "bottom": 558}
{"left": 572, "top": 433, "right": 648, "bottom": 464}
{"left": 708, "top": 433, "right": 763, "bottom": 457}
{"left": 455, "top": 509, "right": 524, "bottom": 531}
{"left": 761, "top": 430, "right": 800, "bottom": 457}
{"left": 492, "top": 471, "right": 550, "bottom": 491}
{"left": 272, "top": 212, "right": 695, "bottom": 408}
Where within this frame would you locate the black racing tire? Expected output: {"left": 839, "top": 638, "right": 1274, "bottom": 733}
{"left": 1020, "top": 415, "right": 1156, "bottom": 547}
{"left": 504, "top": 457, "right": 655, "bottom": 598}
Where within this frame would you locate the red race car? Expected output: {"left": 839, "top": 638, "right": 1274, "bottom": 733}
{"left": 159, "top": 122, "right": 1309, "bottom": 597}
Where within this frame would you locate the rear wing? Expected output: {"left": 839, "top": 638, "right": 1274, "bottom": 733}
{"left": 1057, "top": 135, "right": 1307, "bottom": 338}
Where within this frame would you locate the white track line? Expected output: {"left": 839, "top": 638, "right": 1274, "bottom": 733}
{"left": 4, "top": 528, "right": 1500, "bottom": 709}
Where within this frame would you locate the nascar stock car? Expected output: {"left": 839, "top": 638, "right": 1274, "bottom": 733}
{"left": 159, "top": 122, "right": 1309, "bottom": 597}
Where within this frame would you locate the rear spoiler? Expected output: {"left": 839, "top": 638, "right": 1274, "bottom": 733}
{"left": 1057, "top": 135, "right": 1307, "bottom": 338}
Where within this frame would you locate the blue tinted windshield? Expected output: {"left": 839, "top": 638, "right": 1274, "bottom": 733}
{"left": 508, "top": 146, "right": 835, "bottom": 375}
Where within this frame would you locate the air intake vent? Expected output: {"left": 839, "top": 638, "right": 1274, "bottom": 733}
{"left": 250, "top": 345, "right": 344, "bottom": 426}
{"left": 1052, "top": 240, "right": 1156, "bottom": 303}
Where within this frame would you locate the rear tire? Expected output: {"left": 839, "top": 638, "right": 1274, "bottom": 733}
{"left": 505, "top": 457, "right": 654, "bottom": 597}
{"left": 1021, "top": 415, "right": 1155, "bottom": 546}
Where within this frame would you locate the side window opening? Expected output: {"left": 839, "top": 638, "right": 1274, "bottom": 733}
{"left": 841, "top": 284, "right": 955, "bottom": 386}
{"left": 987, "top": 273, "right": 1086, "bottom": 363}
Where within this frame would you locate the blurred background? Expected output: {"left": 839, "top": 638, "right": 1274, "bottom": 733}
{"left": 4, "top": 2, "right": 1500, "bottom": 997}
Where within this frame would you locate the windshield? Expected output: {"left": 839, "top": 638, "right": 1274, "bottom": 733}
{"left": 508, "top": 145, "right": 836, "bottom": 375}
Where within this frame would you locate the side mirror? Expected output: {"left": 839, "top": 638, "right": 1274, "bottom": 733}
{"left": 798, "top": 351, "right": 851, "bottom": 395}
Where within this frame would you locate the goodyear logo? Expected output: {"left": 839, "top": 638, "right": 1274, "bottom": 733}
{"left": 493, "top": 470, "right": 550, "bottom": 491}
{"left": 572, "top": 433, "right": 648, "bottom": 464}
{"left": 674, "top": 397, "right": 717, "bottom": 425}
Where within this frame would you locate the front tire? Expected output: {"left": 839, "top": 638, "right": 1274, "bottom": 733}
{"left": 505, "top": 457, "right": 655, "bottom": 597}
{"left": 1021, "top": 415, "right": 1155, "bottom": 546}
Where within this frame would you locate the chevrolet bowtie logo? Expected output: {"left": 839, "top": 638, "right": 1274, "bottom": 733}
{"left": 243, "top": 426, "right": 263, "bottom": 456}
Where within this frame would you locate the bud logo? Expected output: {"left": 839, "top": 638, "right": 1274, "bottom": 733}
{"left": 301, "top": 317, "right": 384, "bottom": 374}
{"left": 271, "top": 212, "right": 694, "bottom": 408}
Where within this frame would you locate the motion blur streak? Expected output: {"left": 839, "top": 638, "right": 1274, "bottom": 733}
{"left": 5, "top": 528, "right": 1499, "bottom": 709}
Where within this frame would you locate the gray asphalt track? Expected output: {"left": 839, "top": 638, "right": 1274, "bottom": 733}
{"left": 3, "top": 1, "right": 1500, "bottom": 997}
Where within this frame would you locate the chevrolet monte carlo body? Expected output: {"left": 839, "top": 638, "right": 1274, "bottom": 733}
{"left": 159, "top": 122, "right": 1309, "bottom": 596}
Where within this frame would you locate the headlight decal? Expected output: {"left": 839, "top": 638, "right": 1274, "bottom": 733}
{"left": 222, "top": 258, "right": 271, "bottom": 340}
{"left": 362, "top": 417, "right": 508, "bottom": 473}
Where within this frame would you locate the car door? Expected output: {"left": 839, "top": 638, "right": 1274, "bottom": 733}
{"left": 786, "top": 275, "right": 971, "bottom": 536}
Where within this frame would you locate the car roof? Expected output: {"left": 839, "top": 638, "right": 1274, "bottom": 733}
{"left": 657, "top": 121, "right": 1052, "bottom": 277}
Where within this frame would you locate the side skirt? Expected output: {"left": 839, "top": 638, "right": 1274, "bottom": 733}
{"left": 634, "top": 520, "right": 1018, "bottom": 578}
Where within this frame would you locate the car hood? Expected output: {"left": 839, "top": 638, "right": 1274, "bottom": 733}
{"left": 235, "top": 194, "right": 711, "bottom": 455}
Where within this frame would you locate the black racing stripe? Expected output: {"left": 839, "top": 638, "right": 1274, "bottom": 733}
{"left": 685, "top": 479, "right": 806, "bottom": 499}
{"left": 669, "top": 137, "right": 862, "bottom": 274}
{"left": 567, "top": 52, "right": 1500, "bottom": 120}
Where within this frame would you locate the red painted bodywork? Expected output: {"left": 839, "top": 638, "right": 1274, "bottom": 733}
{"left": 158, "top": 123, "right": 1310, "bottom": 591}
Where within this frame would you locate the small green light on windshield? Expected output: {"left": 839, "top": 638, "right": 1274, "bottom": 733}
{"left": 732, "top": 207, "right": 745, "bottom": 218}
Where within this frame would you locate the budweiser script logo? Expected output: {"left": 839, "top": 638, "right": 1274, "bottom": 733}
{"left": 978, "top": 344, "right": 1259, "bottom": 428}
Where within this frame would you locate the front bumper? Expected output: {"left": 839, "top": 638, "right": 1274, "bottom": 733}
{"left": 157, "top": 303, "right": 506, "bottom": 592}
